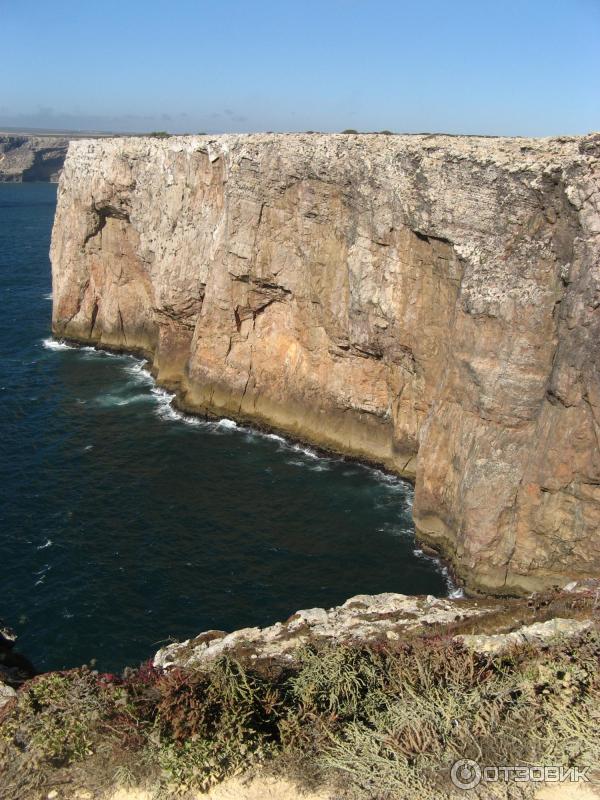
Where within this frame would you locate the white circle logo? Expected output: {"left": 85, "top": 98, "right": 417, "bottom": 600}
{"left": 451, "top": 759, "right": 482, "bottom": 790}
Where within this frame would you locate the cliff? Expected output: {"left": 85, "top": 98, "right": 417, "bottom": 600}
{"left": 0, "top": 134, "right": 69, "bottom": 182}
{"left": 50, "top": 132, "right": 600, "bottom": 595}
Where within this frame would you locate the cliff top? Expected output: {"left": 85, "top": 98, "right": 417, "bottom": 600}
{"left": 64, "top": 129, "right": 600, "bottom": 164}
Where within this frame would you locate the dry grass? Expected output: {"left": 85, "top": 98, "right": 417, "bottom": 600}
{"left": 1, "top": 629, "right": 599, "bottom": 800}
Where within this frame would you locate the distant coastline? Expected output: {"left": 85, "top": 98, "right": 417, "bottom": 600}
{"left": 0, "top": 130, "right": 121, "bottom": 183}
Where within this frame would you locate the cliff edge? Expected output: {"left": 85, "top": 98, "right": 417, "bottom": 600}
{"left": 50, "top": 132, "right": 600, "bottom": 594}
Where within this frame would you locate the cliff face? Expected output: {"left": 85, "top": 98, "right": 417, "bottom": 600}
{"left": 0, "top": 135, "right": 69, "bottom": 182}
{"left": 51, "top": 133, "right": 600, "bottom": 594}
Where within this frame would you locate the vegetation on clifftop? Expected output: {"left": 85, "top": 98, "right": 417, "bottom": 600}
{"left": 1, "top": 625, "right": 600, "bottom": 800}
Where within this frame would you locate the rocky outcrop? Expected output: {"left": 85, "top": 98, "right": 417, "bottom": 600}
{"left": 0, "top": 135, "right": 69, "bottom": 182}
{"left": 153, "top": 588, "right": 598, "bottom": 670}
{"left": 153, "top": 592, "right": 493, "bottom": 668}
{"left": 0, "top": 617, "right": 35, "bottom": 695}
{"left": 455, "top": 617, "right": 594, "bottom": 656}
{"left": 0, "top": 619, "right": 17, "bottom": 651}
{"left": 51, "top": 133, "right": 600, "bottom": 595}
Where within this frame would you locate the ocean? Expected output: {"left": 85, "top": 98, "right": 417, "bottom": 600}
{"left": 0, "top": 182, "right": 450, "bottom": 673}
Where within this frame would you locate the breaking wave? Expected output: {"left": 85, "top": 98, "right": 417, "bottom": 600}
{"left": 42, "top": 337, "right": 75, "bottom": 351}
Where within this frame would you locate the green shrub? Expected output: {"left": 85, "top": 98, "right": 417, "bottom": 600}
{"left": 289, "top": 645, "right": 385, "bottom": 718}
{"left": 1, "top": 631, "right": 599, "bottom": 798}
{"left": 1, "top": 669, "right": 121, "bottom": 764}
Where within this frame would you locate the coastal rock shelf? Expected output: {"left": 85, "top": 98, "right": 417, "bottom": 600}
{"left": 51, "top": 132, "right": 600, "bottom": 594}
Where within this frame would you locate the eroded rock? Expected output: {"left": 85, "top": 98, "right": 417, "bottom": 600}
{"left": 153, "top": 591, "right": 493, "bottom": 668}
{"left": 50, "top": 132, "right": 600, "bottom": 594}
{"left": 455, "top": 617, "right": 594, "bottom": 656}
{"left": 0, "top": 682, "right": 16, "bottom": 713}
{"left": 0, "top": 617, "right": 36, "bottom": 687}
{"left": 0, "top": 135, "right": 69, "bottom": 182}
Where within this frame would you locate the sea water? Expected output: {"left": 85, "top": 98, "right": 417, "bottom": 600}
{"left": 0, "top": 183, "right": 449, "bottom": 672}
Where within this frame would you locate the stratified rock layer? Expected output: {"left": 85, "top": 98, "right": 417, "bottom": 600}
{"left": 51, "top": 133, "right": 600, "bottom": 594}
{"left": 0, "top": 135, "right": 69, "bottom": 182}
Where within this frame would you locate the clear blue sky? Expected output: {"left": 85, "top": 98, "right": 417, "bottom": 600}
{"left": 2, "top": 0, "right": 599, "bottom": 135}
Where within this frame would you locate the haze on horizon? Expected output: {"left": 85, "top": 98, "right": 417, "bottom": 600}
{"left": 3, "top": 0, "right": 599, "bottom": 137}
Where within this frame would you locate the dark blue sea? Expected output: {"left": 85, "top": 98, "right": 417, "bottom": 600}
{"left": 0, "top": 183, "right": 450, "bottom": 673}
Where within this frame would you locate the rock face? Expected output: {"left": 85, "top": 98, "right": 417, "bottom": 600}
{"left": 0, "top": 617, "right": 35, "bottom": 689}
{"left": 154, "top": 589, "right": 597, "bottom": 670}
{"left": 153, "top": 592, "right": 492, "bottom": 669}
{"left": 455, "top": 617, "right": 593, "bottom": 656}
{"left": 0, "top": 135, "right": 69, "bottom": 182}
{"left": 51, "top": 133, "right": 600, "bottom": 594}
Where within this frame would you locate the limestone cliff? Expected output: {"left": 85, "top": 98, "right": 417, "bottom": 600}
{"left": 50, "top": 133, "right": 600, "bottom": 594}
{"left": 0, "top": 135, "right": 69, "bottom": 182}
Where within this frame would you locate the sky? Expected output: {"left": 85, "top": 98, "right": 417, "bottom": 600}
{"left": 2, "top": 0, "right": 599, "bottom": 136}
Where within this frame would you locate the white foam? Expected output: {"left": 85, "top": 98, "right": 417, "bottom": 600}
{"left": 37, "top": 539, "right": 52, "bottom": 550}
{"left": 43, "top": 292, "right": 52, "bottom": 301}
{"left": 95, "top": 392, "right": 152, "bottom": 408}
{"left": 412, "top": 546, "right": 462, "bottom": 597}
{"left": 366, "top": 467, "right": 405, "bottom": 490}
{"left": 151, "top": 387, "right": 174, "bottom": 401}
{"left": 117, "top": 395, "right": 152, "bottom": 406}
{"left": 413, "top": 547, "right": 439, "bottom": 565}
{"left": 265, "top": 433, "right": 286, "bottom": 443}
{"left": 124, "top": 361, "right": 153, "bottom": 384}
{"left": 42, "top": 337, "right": 74, "bottom": 351}
{"left": 217, "top": 418, "right": 238, "bottom": 429}
{"left": 437, "top": 563, "right": 464, "bottom": 600}
{"left": 79, "top": 345, "right": 133, "bottom": 360}
{"left": 290, "top": 443, "right": 319, "bottom": 459}
{"left": 152, "top": 387, "right": 178, "bottom": 421}
{"left": 180, "top": 413, "right": 205, "bottom": 426}
{"left": 441, "top": 564, "right": 465, "bottom": 599}
{"left": 152, "top": 388, "right": 205, "bottom": 426}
